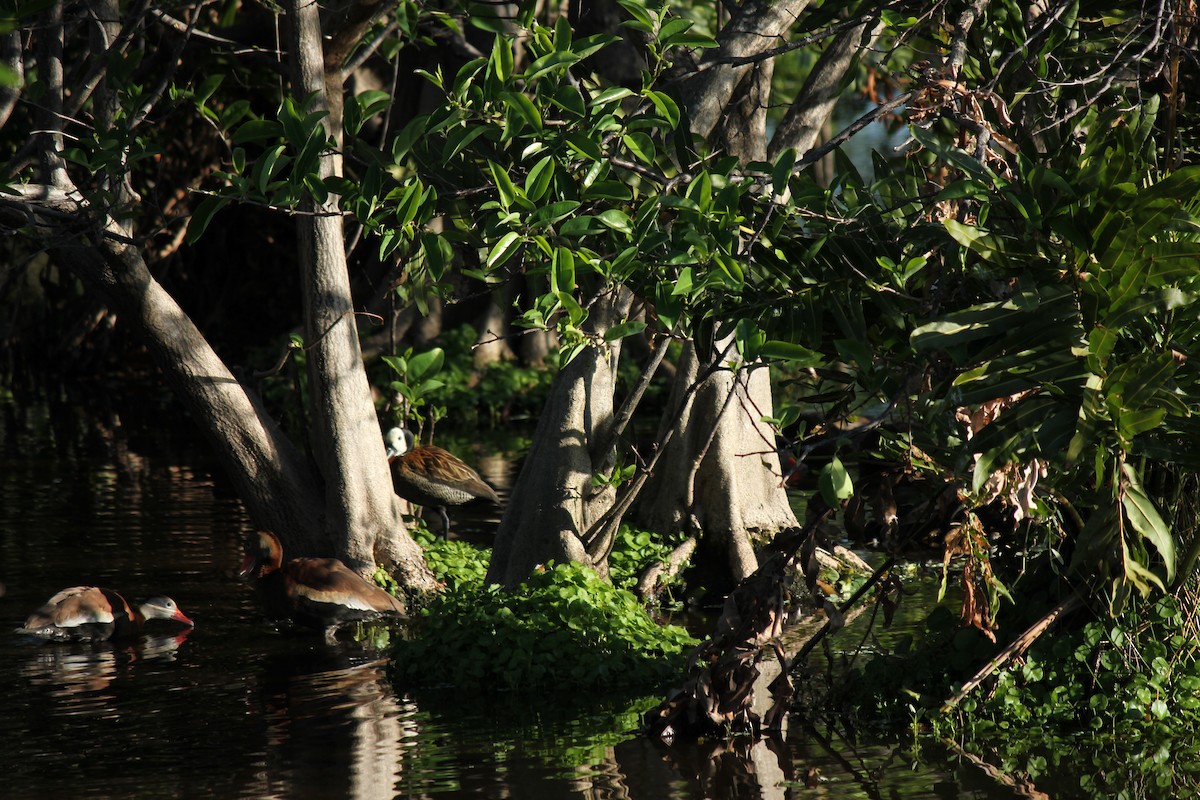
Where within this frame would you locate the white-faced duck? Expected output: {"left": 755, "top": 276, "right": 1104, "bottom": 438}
{"left": 16, "top": 586, "right": 194, "bottom": 642}
{"left": 383, "top": 427, "right": 500, "bottom": 537}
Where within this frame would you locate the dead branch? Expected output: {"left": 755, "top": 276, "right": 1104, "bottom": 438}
{"left": 941, "top": 592, "right": 1085, "bottom": 711}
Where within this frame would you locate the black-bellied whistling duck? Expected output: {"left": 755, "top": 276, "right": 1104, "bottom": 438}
{"left": 240, "top": 530, "right": 406, "bottom": 632}
{"left": 16, "top": 586, "right": 194, "bottom": 642}
{"left": 383, "top": 427, "right": 500, "bottom": 537}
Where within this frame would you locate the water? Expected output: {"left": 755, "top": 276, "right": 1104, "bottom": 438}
{"left": 0, "top": 398, "right": 1036, "bottom": 799}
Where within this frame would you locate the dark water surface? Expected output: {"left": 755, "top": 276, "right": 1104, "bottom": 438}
{"left": 0, "top": 400, "right": 1034, "bottom": 799}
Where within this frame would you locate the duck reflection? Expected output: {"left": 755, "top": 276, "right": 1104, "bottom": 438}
{"left": 16, "top": 629, "right": 192, "bottom": 716}
{"left": 249, "top": 650, "right": 413, "bottom": 800}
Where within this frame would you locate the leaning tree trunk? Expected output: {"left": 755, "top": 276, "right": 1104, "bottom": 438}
{"left": 485, "top": 285, "right": 634, "bottom": 588}
{"left": 287, "top": 0, "right": 435, "bottom": 589}
{"left": 27, "top": 199, "right": 331, "bottom": 554}
{"left": 4, "top": 3, "right": 438, "bottom": 596}
{"left": 5, "top": 4, "right": 334, "bottom": 556}
{"left": 767, "top": 16, "right": 884, "bottom": 160}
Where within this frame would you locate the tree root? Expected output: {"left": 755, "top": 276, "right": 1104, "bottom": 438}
{"left": 643, "top": 510, "right": 906, "bottom": 743}
{"left": 635, "top": 536, "right": 697, "bottom": 599}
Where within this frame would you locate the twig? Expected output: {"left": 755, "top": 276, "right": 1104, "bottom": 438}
{"left": 793, "top": 91, "right": 913, "bottom": 174}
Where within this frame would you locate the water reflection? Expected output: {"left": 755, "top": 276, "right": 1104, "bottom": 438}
{"left": 0, "top": 401, "right": 1041, "bottom": 800}
{"left": 246, "top": 651, "right": 409, "bottom": 800}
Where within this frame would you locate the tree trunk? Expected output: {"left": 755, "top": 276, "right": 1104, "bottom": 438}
{"left": 634, "top": 341, "right": 797, "bottom": 590}
{"left": 768, "top": 17, "right": 883, "bottom": 160}
{"left": 679, "top": 0, "right": 814, "bottom": 145}
{"left": 7, "top": 3, "right": 438, "bottom": 597}
{"left": 19, "top": 189, "right": 330, "bottom": 554}
{"left": 286, "top": 0, "right": 435, "bottom": 590}
{"left": 485, "top": 285, "right": 634, "bottom": 587}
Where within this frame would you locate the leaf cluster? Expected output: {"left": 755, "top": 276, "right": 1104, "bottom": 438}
{"left": 390, "top": 559, "right": 696, "bottom": 690}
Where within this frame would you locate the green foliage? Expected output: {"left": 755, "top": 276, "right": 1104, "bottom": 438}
{"left": 409, "top": 522, "right": 491, "bottom": 592}
{"left": 390, "top": 560, "right": 696, "bottom": 690}
{"left": 382, "top": 346, "right": 446, "bottom": 423}
{"left": 375, "top": 324, "right": 556, "bottom": 427}
{"left": 607, "top": 525, "right": 688, "bottom": 596}
{"left": 978, "top": 595, "right": 1200, "bottom": 796}
{"left": 840, "top": 590, "right": 1200, "bottom": 796}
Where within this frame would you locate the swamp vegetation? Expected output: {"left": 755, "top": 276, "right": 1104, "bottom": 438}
{"left": 3, "top": 0, "right": 1200, "bottom": 796}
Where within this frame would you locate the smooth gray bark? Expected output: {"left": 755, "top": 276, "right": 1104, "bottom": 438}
{"left": 287, "top": 0, "right": 435, "bottom": 589}
{"left": 9, "top": 187, "right": 331, "bottom": 552}
{"left": 680, "top": 0, "right": 814, "bottom": 144}
{"left": 768, "top": 18, "right": 882, "bottom": 160}
{"left": 633, "top": 342, "right": 798, "bottom": 586}
{"left": 485, "top": 286, "right": 634, "bottom": 588}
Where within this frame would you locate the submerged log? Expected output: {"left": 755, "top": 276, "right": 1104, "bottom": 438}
{"left": 644, "top": 510, "right": 890, "bottom": 743}
{"left": 644, "top": 518, "right": 819, "bottom": 741}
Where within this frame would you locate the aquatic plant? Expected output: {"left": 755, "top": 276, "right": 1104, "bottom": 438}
{"left": 840, "top": 592, "right": 1200, "bottom": 797}
{"left": 390, "top": 558, "right": 695, "bottom": 690}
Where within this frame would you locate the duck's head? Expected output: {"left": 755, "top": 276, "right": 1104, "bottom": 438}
{"left": 241, "top": 530, "right": 284, "bottom": 578}
{"left": 139, "top": 596, "right": 194, "bottom": 627}
{"left": 384, "top": 427, "right": 414, "bottom": 460}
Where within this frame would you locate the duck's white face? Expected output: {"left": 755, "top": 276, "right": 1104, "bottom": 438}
{"left": 141, "top": 597, "right": 194, "bottom": 626}
{"left": 384, "top": 427, "right": 411, "bottom": 458}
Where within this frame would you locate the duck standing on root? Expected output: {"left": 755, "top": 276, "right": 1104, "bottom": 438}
{"left": 383, "top": 426, "right": 500, "bottom": 537}
{"left": 16, "top": 586, "right": 195, "bottom": 642}
{"left": 240, "top": 530, "right": 406, "bottom": 633}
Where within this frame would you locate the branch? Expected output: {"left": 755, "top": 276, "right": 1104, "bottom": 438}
{"left": 594, "top": 331, "right": 672, "bottom": 478}
{"left": 792, "top": 90, "right": 913, "bottom": 174}
{"left": 941, "top": 592, "right": 1085, "bottom": 711}
{"left": 947, "top": 0, "right": 990, "bottom": 76}
{"left": 686, "top": 10, "right": 883, "bottom": 73}
{"left": 326, "top": 0, "right": 402, "bottom": 75}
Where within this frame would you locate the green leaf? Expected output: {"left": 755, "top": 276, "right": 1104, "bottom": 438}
{"left": 408, "top": 348, "right": 445, "bottom": 382}
{"left": 758, "top": 340, "right": 821, "bottom": 366}
{"left": 490, "top": 160, "right": 517, "bottom": 209}
{"left": 657, "top": 18, "right": 694, "bottom": 43}
{"left": 818, "top": 456, "right": 854, "bottom": 508}
{"left": 622, "top": 133, "right": 656, "bottom": 165}
{"left": 488, "top": 35, "right": 514, "bottom": 82}
{"left": 772, "top": 148, "right": 796, "bottom": 198}
{"left": 571, "top": 33, "right": 619, "bottom": 59}
{"left": 523, "top": 51, "right": 581, "bottom": 82}
{"left": 186, "top": 196, "right": 228, "bottom": 244}
{"left": 1121, "top": 464, "right": 1176, "bottom": 583}
{"left": 552, "top": 246, "right": 576, "bottom": 294}
{"left": 944, "top": 218, "right": 1003, "bottom": 261}
{"left": 596, "top": 209, "right": 633, "bottom": 235}
{"left": 486, "top": 231, "right": 523, "bottom": 269}
{"left": 524, "top": 156, "right": 555, "bottom": 201}
{"left": 420, "top": 231, "right": 449, "bottom": 280}
{"left": 501, "top": 91, "right": 543, "bottom": 131}
{"left": 645, "top": 90, "right": 680, "bottom": 129}
{"left": 528, "top": 200, "right": 580, "bottom": 228}
{"left": 590, "top": 87, "right": 634, "bottom": 109}
{"left": 557, "top": 291, "right": 587, "bottom": 325}
{"left": 604, "top": 320, "right": 647, "bottom": 342}
{"left": 232, "top": 119, "right": 284, "bottom": 144}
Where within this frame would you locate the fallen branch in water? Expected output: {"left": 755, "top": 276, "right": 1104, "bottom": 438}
{"left": 941, "top": 592, "right": 1085, "bottom": 712}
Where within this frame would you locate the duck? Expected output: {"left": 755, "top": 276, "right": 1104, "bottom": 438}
{"left": 383, "top": 426, "right": 500, "bottom": 537}
{"left": 16, "top": 586, "right": 194, "bottom": 642}
{"left": 240, "top": 530, "right": 406, "bottom": 632}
